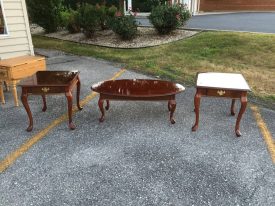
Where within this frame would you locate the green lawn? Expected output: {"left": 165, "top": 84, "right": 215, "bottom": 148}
{"left": 33, "top": 31, "right": 275, "bottom": 106}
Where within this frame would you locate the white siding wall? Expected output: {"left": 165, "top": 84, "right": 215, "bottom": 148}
{"left": 0, "top": 0, "right": 34, "bottom": 60}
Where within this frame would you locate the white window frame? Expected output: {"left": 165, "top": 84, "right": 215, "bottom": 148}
{"left": 0, "top": 0, "right": 9, "bottom": 37}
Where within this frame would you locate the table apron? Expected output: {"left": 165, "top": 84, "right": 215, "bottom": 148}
{"left": 22, "top": 86, "right": 67, "bottom": 94}
{"left": 198, "top": 88, "right": 246, "bottom": 99}
{"left": 99, "top": 94, "right": 175, "bottom": 101}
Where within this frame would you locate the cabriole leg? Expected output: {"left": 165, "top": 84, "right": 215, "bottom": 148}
{"left": 66, "top": 91, "right": 76, "bottom": 130}
{"left": 98, "top": 98, "right": 105, "bottom": 122}
{"left": 21, "top": 91, "right": 33, "bottom": 132}
{"left": 235, "top": 94, "right": 247, "bottom": 137}
{"left": 168, "top": 99, "right": 176, "bottom": 124}
{"left": 192, "top": 90, "right": 201, "bottom": 132}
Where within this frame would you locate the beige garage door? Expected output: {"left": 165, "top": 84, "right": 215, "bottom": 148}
{"left": 200, "top": 0, "right": 275, "bottom": 11}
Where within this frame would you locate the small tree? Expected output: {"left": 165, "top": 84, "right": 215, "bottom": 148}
{"left": 27, "top": 0, "right": 63, "bottom": 33}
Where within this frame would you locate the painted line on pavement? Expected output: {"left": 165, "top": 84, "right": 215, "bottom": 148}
{"left": 250, "top": 104, "right": 275, "bottom": 164}
{"left": 0, "top": 69, "right": 126, "bottom": 173}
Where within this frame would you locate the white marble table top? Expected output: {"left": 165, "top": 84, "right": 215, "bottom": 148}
{"left": 197, "top": 72, "right": 251, "bottom": 91}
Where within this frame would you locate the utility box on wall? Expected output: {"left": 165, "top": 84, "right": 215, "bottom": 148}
{"left": 0, "top": 0, "right": 34, "bottom": 60}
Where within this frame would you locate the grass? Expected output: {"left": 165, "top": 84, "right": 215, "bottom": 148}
{"left": 32, "top": 31, "right": 275, "bottom": 106}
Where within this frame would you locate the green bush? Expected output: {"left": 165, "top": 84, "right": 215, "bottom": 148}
{"left": 60, "top": 9, "right": 81, "bottom": 33}
{"left": 107, "top": 5, "right": 118, "bottom": 17}
{"left": 64, "top": 0, "right": 119, "bottom": 9}
{"left": 133, "top": 0, "right": 164, "bottom": 12}
{"left": 79, "top": 4, "right": 100, "bottom": 37}
{"left": 96, "top": 4, "right": 117, "bottom": 30}
{"left": 26, "top": 0, "right": 62, "bottom": 33}
{"left": 67, "top": 9, "right": 81, "bottom": 33}
{"left": 108, "top": 14, "right": 138, "bottom": 40}
{"left": 149, "top": 4, "right": 191, "bottom": 35}
{"left": 60, "top": 10, "right": 71, "bottom": 28}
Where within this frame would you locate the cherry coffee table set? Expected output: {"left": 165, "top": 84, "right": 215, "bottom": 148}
{"left": 19, "top": 71, "right": 250, "bottom": 137}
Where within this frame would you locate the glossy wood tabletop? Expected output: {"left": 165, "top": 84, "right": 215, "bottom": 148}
{"left": 92, "top": 79, "right": 185, "bottom": 97}
{"left": 92, "top": 79, "right": 185, "bottom": 124}
{"left": 19, "top": 71, "right": 79, "bottom": 87}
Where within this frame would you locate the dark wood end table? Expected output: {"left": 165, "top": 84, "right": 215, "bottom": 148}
{"left": 191, "top": 72, "right": 251, "bottom": 137}
{"left": 19, "top": 71, "right": 83, "bottom": 131}
{"left": 91, "top": 79, "right": 185, "bottom": 123}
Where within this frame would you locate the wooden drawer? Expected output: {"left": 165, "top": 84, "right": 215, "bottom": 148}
{"left": 200, "top": 88, "right": 243, "bottom": 98}
{"left": 0, "top": 56, "right": 46, "bottom": 80}
{"left": 0, "top": 69, "right": 9, "bottom": 79}
{"left": 27, "top": 86, "right": 65, "bottom": 94}
{"left": 11, "top": 59, "right": 46, "bottom": 79}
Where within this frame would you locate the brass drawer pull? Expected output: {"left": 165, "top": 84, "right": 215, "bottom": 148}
{"left": 41, "top": 87, "right": 50, "bottom": 93}
{"left": 217, "top": 90, "right": 226, "bottom": 96}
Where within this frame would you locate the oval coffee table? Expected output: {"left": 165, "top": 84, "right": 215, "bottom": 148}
{"left": 91, "top": 79, "right": 185, "bottom": 123}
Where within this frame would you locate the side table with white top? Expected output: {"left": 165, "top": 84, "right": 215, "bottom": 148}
{"left": 191, "top": 72, "right": 251, "bottom": 137}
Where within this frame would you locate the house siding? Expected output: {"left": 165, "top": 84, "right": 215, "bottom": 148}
{"left": 0, "top": 0, "right": 33, "bottom": 60}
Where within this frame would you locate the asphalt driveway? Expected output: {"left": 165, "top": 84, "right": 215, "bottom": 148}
{"left": 136, "top": 12, "right": 275, "bottom": 34}
{"left": 0, "top": 50, "right": 274, "bottom": 205}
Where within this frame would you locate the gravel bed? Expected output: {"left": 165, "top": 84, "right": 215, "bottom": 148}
{"left": 40, "top": 27, "right": 198, "bottom": 48}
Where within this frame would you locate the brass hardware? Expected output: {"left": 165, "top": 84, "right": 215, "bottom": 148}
{"left": 217, "top": 90, "right": 226, "bottom": 96}
{"left": 41, "top": 87, "right": 50, "bottom": 93}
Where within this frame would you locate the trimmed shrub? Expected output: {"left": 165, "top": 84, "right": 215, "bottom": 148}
{"left": 96, "top": 4, "right": 117, "bottom": 30}
{"left": 64, "top": 0, "right": 119, "bottom": 9}
{"left": 60, "top": 10, "right": 71, "bottom": 28}
{"left": 79, "top": 4, "right": 100, "bottom": 37}
{"left": 26, "top": 0, "right": 62, "bottom": 33}
{"left": 149, "top": 4, "right": 191, "bottom": 35}
{"left": 133, "top": 0, "right": 163, "bottom": 12}
{"left": 60, "top": 9, "right": 81, "bottom": 33}
{"left": 108, "top": 14, "right": 138, "bottom": 40}
{"left": 67, "top": 10, "right": 81, "bottom": 33}
{"left": 107, "top": 5, "right": 118, "bottom": 17}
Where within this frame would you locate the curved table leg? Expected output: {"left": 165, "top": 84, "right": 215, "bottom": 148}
{"left": 192, "top": 90, "right": 201, "bottom": 132}
{"left": 105, "top": 100, "right": 110, "bottom": 110}
{"left": 168, "top": 102, "right": 171, "bottom": 111}
{"left": 76, "top": 77, "right": 83, "bottom": 111}
{"left": 66, "top": 91, "right": 76, "bottom": 130}
{"left": 98, "top": 98, "right": 105, "bottom": 122}
{"left": 231, "top": 99, "right": 236, "bottom": 116}
{"left": 21, "top": 92, "right": 33, "bottom": 132}
{"left": 235, "top": 94, "right": 247, "bottom": 137}
{"left": 42, "top": 95, "right": 47, "bottom": 112}
{"left": 168, "top": 99, "right": 176, "bottom": 124}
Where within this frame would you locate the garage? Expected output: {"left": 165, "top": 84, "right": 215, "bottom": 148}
{"left": 200, "top": 0, "right": 275, "bottom": 12}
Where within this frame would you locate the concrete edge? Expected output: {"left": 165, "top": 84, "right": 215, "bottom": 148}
{"left": 196, "top": 11, "right": 275, "bottom": 16}
{"left": 185, "top": 27, "right": 275, "bottom": 35}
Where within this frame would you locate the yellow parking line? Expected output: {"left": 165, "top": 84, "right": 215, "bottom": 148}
{"left": 250, "top": 104, "right": 275, "bottom": 164}
{"left": 0, "top": 69, "right": 126, "bottom": 173}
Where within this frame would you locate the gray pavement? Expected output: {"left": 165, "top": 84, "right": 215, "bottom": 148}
{"left": 0, "top": 49, "right": 275, "bottom": 205}
{"left": 136, "top": 12, "right": 275, "bottom": 34}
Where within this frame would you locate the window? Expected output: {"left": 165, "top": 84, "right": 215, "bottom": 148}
{"left": 0, "top": 0, "right": 8, "bottom": 35}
